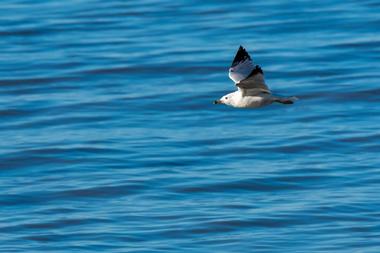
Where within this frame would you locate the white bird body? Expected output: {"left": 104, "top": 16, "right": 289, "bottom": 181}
{"left": 222, "top": 90, "right": 274, "bottom": 108}
{"left": 214, "top": 46, "right": 296, "bottom": 108}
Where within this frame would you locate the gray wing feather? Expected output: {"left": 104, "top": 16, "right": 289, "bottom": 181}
{"left": 236, "top": 66, "right": 270, "bottom": 94}
{"left": 228, "top": 46, "right": 270, "bottom": 95}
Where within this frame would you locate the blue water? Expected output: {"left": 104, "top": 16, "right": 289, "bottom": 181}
{"left": 1, "top": 0, "right": 380, "bottom": 252}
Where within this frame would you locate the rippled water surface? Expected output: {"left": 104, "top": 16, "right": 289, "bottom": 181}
{"left": 1, "top": 0, "right": 380, "bottom": 252}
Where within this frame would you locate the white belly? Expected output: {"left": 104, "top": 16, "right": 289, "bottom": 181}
{"left": 234, "top": 95, "right": 273, "bottom": 108}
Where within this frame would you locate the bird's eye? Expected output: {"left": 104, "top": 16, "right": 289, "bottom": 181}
{"left": 225, "top": 97, "right": 228, "bottom": 100}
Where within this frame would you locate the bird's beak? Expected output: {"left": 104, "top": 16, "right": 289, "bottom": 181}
{"left": 213, "top": 100, "right": 221, "bottom": 104}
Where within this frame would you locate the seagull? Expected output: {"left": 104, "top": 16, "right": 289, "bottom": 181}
{"left": 214, "top": 46, "right": 297, "bottom": 108}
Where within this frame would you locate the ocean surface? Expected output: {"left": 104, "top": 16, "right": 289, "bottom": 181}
{"left": 1, "top": 0, "right": 380, "bottom": 252}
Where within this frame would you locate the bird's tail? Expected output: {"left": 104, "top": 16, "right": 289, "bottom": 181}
{"left": 273, "top": 96, "right": 298, "bottom": 105}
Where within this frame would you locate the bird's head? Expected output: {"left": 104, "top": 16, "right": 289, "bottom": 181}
{"left": 214, "top": 94, "right": 233, "bottom": 106}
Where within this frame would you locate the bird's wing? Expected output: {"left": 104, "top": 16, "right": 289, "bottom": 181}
{"left": 228, "top": 46, "right": 270, "bottom": 94}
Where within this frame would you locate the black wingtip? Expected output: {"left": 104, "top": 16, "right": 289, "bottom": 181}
{"left": 231, "top": 45, "right": 251, "bottom": 67}
{"left": 246, "top": 65, "right": 264, "bottom": 78}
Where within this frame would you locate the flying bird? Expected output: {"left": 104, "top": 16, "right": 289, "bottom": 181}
{"left": 214, "top": 46, "right": 297, "bottom": 108}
